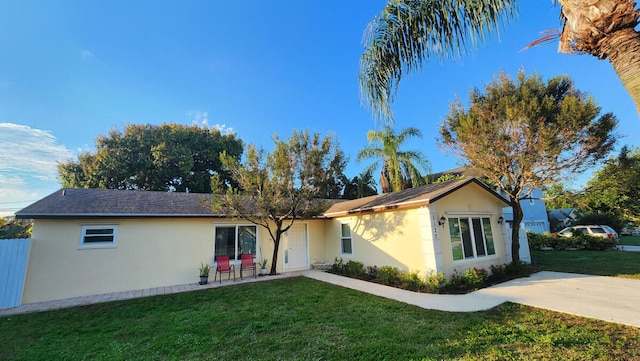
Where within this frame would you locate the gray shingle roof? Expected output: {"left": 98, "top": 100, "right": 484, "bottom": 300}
{"left": 323, "top": 177, "right": 508, "bottom": 217}
{"left": 16, "top": 177, "right": 508, "bottom": 219}
{"left": 16, "top": 188, "right": 217, "bottom": 218}
{"left": 548, "top": 208, "right": 577, "bottom": 221}
{"left": 429, "top": 166, "right": 486, "bottom": 180}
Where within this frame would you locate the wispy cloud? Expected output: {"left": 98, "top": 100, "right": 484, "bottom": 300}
{"left": 0, "top": 123, "right": 73, "bottom": 216}
{"left": 0, "top": 79, "right": 14, "bottom": 91}
{"left": 0, "top": 176, "right": 35, "bottom": 216}
{"left": 187, "top": 111, "right": 235, "bottom": 135}
{"left": 0, "top": 123, "right": 73, "bottom": 180}
{"left": 80, "top": 49, "right": 95, "bottom": 62}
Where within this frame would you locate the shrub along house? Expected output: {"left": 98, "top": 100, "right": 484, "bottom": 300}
{"left": 13, "top": 177, "right": 529, "bottom": 305}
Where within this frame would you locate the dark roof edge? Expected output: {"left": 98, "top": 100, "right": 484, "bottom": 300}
{"left": 467, "top": 178, "right": 511, "bottom": 205}
{"left": 16, "top": 212, "right": 330, "bottom": 220}
{"left": 429, "top": 177, "right": 509, "bottom": 205}
{"left": 323, "top": 198, "right": 431, "bottom": 218}
{"left": 323, "top": 177, "right": 509, "bottom": 218}
{"left": 15, "top": 213, "right": 229, "bottom": 219}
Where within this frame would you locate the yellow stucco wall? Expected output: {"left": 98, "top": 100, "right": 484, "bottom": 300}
{"left": 431, "top": 183, "right": 508, "bottom": 276}
{"left": 323, "top": 182, "right": 509, "bottom": 277}
{"left": 23, "top": 218, "right": 325, "bottom": 303}
{"left": 306, "top": 220, "right": 329, "bottom": 264}
{"left": 327, "top": 208, "right": 426, "bottom": 271}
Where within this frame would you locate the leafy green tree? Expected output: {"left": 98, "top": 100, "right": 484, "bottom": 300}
{"left": 439, "top": 70, "right": 617, "bottom": 264}
{"left": 315, "top": 150, "right": 349, "bottom": 199}
{"left": 357, "top": 126, "right": 430, "bottom": 193}
{"left": 214, "top": 130, "right": 346, "bottom": 275}
{"left": 58, "top": 123, "right": 243, "bottom": 193}
{"left": 0, "top": 218, "right": 32, "bottom": 239}
{"left": 342, "top": 169, "right": 378, "bottom": 199}
{"left": 360, "top": 0, "right": 640, "bottom": 121}
{"left": 543, "top": 183, "right": 579, "bottom": 210}
{"left": 581, "top": 146, "right": 640, "bottom": 223}
{"left": 341, "top": 174, "right": 358, "bottom": 200}
{"left": 433, "top": 174, "right": 463, "bottom": 184}
{"left": 356, "top": 169, "right": 378, "bottom": 198}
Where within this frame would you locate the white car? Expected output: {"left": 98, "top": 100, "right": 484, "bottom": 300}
{"left": 601, "top": 225, "right": 619, "bottom": 240}
{"left": 555, "top": 225, "right": 619, "bottom": 242}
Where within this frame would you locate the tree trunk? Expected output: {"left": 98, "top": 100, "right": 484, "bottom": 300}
{"left": 558, "top": 0, "right": 640, "bottom": 115}
{"left": 605, "top": 29, "right": 640, "bottom": 116}
{"left": 270, "top": 229, "right": 282, "bottom": 275}
{"left": 510, "top": 198, "right": 524, "bottom": 265}
{"left": 380, "top": 168, "right": 391, "bottom": 193}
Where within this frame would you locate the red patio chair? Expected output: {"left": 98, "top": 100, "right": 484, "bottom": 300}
{"left": 214, "top": 255, "right": 235, "bottom": 283}
{"left": 240, "top": 254, "right": 256, "bottom": 280}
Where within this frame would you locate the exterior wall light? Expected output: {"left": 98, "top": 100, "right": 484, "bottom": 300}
{"left": 439, "top": 216, "right": 446, "bottom": 226}
{"left": 498, "top": 216, "right": 504, "bottom": 224}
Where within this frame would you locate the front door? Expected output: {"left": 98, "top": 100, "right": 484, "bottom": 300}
{"left": 284, "top": 223, "right": 308, "bottom": 270}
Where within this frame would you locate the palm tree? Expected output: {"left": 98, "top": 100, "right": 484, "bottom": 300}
{"left": 341, "top": 170, "right": 378, "bottom": 199}
{"left": 360, "top": 0, "right": 640, "bottom": 121}
{"left": 356, "top": 169, "right": 378, "bottom": 198}
{"left": 357, "top": 126, "right": 431, "bottom": 193}
{"left": 556, "top": 0, "right": 640, "bottom": 115}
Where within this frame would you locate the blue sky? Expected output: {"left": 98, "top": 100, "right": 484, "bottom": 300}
{"left": 1, "top": 1, "right": 638, "bottom": 216}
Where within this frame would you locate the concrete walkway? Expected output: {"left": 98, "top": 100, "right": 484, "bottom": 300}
{"left": 306, "top": 271, "right": 640, "bottom": 328}
{"left": 2, "top": 271, "right": 639, "bottom": 328}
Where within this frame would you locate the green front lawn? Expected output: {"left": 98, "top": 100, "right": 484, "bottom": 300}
{"left": 531, "top": 249, "right": 640, "bottom": 279}
{"left": 2, "top": 277, "right": 639, "bottom": 360}
{"left": 620, "top": 235, "right": 640, "bottom": 246}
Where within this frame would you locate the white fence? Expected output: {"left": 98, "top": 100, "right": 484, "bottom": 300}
{"left": 0, "top": 238, "right": 31, "bottom": 309}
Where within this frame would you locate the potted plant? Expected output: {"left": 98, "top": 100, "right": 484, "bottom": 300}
{"left": 259, "top": 258, "right": 269, "bottom": 276}
{"left": 199, "top": 262, "right": 212, "bottom": 285}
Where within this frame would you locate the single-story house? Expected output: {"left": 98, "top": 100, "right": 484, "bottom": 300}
{"left": 14, "top": 177, "right": 530, "bottom": 305}
{"left": 431, "top": 166, "right": 551, "bottom": 233}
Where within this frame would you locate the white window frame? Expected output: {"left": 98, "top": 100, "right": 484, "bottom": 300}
{"left": 213, "top": 224, "right": 258, "bottom": 262}
{"left": 79, "top": 225, "right": 118, "bottom": 248}
{"left": 340, "top": 222, "right": 353, "bottom": 255}
{"left": 448, "top": 216, "right": 496, "bottom": 261}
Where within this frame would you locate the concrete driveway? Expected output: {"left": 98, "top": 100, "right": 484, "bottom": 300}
{"left": 478, "top": 271, "right": 640, "bottom": 327}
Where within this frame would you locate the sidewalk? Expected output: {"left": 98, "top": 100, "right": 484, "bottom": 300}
{"left": 619, "top": 245, "right": 640, "bottom": 252}
{"left": 2, "top": 270, "right": 639, "bottom": 328}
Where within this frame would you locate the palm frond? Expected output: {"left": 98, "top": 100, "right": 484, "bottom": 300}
{"left": 521, "top": 28, "right": 562, "bottom": 52}
{"left": 360, "top": 0, "right": 518, "bottom": 122}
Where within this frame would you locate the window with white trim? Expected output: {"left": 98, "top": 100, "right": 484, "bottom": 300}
{"left": 340, "top": 223, "right": 353, "bottom": 255}
{"left": 448, "top": 217, "right": 495, "bottom": 261}
{"left": 214, "top": 225, "right": 257, "bottom": 261}
{"left": 80, "top": 225, "right": 118, "bottom": 247}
